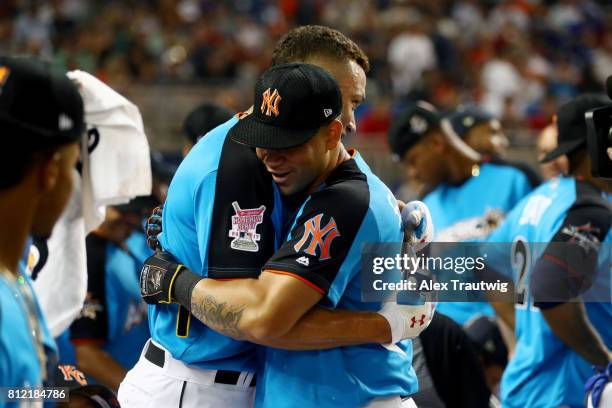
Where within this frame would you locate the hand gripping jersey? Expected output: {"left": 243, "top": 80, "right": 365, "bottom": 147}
{"left": 154, "top": 116, "right": 281, "bottom": 372}
{"left": 486, "top": 177, "right": 611, "bottom": 408}
{"left": 424, "top": 161, "right": 538, "bottom": 324}
{"left": 255, "top": 153, "right": 417, "bottom": 408}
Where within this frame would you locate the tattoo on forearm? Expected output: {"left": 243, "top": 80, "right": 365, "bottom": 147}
{"left": 190, "top": 293, "right": 246, "bottom": 339}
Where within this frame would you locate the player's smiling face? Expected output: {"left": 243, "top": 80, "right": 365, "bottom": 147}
{"left": 256, "top": 120, "right": 343, "bottom": 196}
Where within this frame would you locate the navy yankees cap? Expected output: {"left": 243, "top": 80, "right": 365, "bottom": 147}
{"left": 541, "top": 93, "right": 610, "bottom": 163}
{"left": 387, "top": 101, "right": 441, "bottom": 160}
{"left": 0, "top": 55, "right": 84, "bottom": 148}
{"left": 443, "top": 106, "right": 496, "bottom": 139}
{"left": 183, "top": 103, "right": 233, "bottom": 145}
{"left": 229, "top": 62, "right": 342, "bottom": 149}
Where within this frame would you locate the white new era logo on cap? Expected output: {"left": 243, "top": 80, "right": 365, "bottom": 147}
{"left": 59, "top": 113, "right": 73, "bottom": 131}
{"left": 323, "top": 109, "right": 333, "bottom": 118}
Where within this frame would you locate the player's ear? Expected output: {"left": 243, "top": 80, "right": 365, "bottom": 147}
{"left": 325, "top": 118, "right": 343, "bottom": 150}
{"left": 38, "top": 151, "right": 61, "bottom": 192}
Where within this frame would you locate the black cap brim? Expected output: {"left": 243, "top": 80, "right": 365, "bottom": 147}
{"left": 228, "top": 115, "right": 318, "bottom": 149}
{"left": 540, "top": 138, "right": 585, "bottom": 163}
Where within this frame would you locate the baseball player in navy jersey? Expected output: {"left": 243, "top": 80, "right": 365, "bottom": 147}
{"left": 120, "top": 27, "right": 432, "bottom": 408}
{"left": 137, "top": 62, "right": 430, "bottom": 408}
{"left": 388, "top": 101, "right": 540, "bottom": 325}
{"left": 0, "top": 56, "right": 83, "bottom": 399}
{"left": 483, "top": 94, "right": 612, "bottom": 407}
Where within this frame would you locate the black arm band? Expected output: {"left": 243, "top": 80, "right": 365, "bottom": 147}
{"left": 172, "top": 267, "right": 202, "bottom": 310}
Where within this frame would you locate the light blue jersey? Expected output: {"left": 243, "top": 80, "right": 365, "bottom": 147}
{"left": 486, "top": 177, "right": 611, "bottom": 408}
{"left": 255, "top": 153, "right": 417, "bottom": 408}
{"left": 424, "top": 161, "right": 537, "bottom": 324}
{"left": 154, "top": 116, "right": 280, "bottom": 372}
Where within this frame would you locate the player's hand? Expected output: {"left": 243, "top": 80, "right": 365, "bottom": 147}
{"left": 585, "top": 361, "right": 612, "bottom": 408}
{"left": 146, "top": 205, "right": 163, "bottom": 251}
{"left": 378, "top": 300, "right": 436, "bottom": 344}
{"left": 140, "top": 251, "right": 185, "bottom": 304}
{"left": 401, "top": 200, "right": 433, "bottom": 252}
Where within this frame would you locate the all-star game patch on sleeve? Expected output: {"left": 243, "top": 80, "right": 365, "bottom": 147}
{"left": 531, "top": 184, "right": 612, "bottom": 308}
{"left": 263, "top": 170, "right": 370, "bottom": 299}
{"left": 70, "top": 235, "right": 108, "bottom": 344}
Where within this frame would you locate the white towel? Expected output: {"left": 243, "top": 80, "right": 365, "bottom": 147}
{"left": 31, "top": 71, "right": 152, "bottom": 336}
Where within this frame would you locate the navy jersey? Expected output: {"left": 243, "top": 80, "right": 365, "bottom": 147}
{"left": 424, "top": 161, "right": 537, "bottom": 324}
{"left": 486, "top": 177, "right": 612, "bottom": 408}
{"left": 70, "top": 234, "right": 149, "bottom": 370}
{"left": 255, "top": 153, "right": 417, "bottom": 408}
{"left": 155, "top": 116, "right": 280, "bottom": 372}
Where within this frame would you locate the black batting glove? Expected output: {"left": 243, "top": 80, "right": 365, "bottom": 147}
{"left": 140, "top": 251, "right": 185, "bottom": 304}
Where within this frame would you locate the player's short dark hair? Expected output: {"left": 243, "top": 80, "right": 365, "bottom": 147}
{"left": 272, "top": 25, "right": 369, "bottom": 73}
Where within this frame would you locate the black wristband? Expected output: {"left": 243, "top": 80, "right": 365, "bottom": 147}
{"left": 172, "top": 267, "right": 202, "bottom": 310}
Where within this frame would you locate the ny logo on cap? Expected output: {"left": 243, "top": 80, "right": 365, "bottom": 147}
{"left": 0, "top": 66, "right": 10, "bottom": 93}
{"left": 261, "top": 88, "right": 281, "bottom": 117}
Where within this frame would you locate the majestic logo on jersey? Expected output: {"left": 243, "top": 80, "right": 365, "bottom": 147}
{"left": 261, "top": 88, "right": 281, "bottom": 117}
{"left": 296, "top": 256, "right": 310, "bottom": 266}
{"left": 228, "top": 201, "right": 266, "bottom": 252}
{"left": 437, "top": 209, "right": 505, "bottom": 242}
{"left": 294, "top": 214, "right": 340, "bottom": 261}
{"left": 57, "top": 365, "right": 88, "bottom": 386}
{"left": 0, "top": 66, "right": 10, "bottom": 93}
{"left": 561, "top": 223, "right": 601, "bottom": 253}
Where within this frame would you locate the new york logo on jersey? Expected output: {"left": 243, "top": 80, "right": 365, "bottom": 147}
{"left": 294, "top": 214, "right": 340, "bottom": 261}
{"left": 228, "top": 201, "right": 266, "bottom": 252}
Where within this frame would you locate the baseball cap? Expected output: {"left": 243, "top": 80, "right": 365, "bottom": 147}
{"left": 229, "top": 63, "right": 342, "bottom": 149}
{"left": 0, "top": 56, "right": 84, "bottom": 147}
{"left": 541, "top": 94, "right": 610, "bottom": 163}
{"left": 387, "top": 101, "right": 441, "bottom": 160}
{"left": 443, "top": 107, "right": 496, "bottom": 139}
{"left": 464, "top": 315, "right": 508, "bottom": 367}
{"left": 183, "top": 103, "right": 233, "bottom": 145}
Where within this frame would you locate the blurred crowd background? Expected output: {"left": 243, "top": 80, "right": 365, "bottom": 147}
{"left": 1, "top": 0, "right": 611, "bottom": 183}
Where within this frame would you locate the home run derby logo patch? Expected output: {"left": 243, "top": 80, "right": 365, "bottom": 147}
{"left": 228, "top": 201, "right": 266, "bottom": 252}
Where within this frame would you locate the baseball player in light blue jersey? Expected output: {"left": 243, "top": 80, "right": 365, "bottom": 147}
{"left": 0, "top": 56, "right": 83, "bottom": 404}
{"left": 136, "top": 63, "right": 433, "bottom": 408}
{"left": 124, "top": 27, "right": 433, "bottom": 408}
{"left": 388, "top": 102, "right": 539, "bottom": 324}
{"left": 484, "top": 95, "right": 612, "bottom": 408}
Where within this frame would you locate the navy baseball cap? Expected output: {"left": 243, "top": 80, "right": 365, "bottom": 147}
{"left": 464, "top": 315, "right": 508, "bottom": 367}
{"left": 229, "top": 63, "right": 342, "bottom": 149}
{"left": 387, "top": 101, "right": 441, "bottom": 160}
{"left": 541, "top": 94, "right": 610, "bottom": 163}
{"left": 443, "top": 107, "right": 496, "bottom": 139}
{"left": 0, "top": 56, "right": 84, "bottom": 147}
{"left": 183, "top": 103, "right": 233, "bottom": 145}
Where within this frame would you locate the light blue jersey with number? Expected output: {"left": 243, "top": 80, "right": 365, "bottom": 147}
{"left": 486, "top": 177, "right": 612, "bottom": 408}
